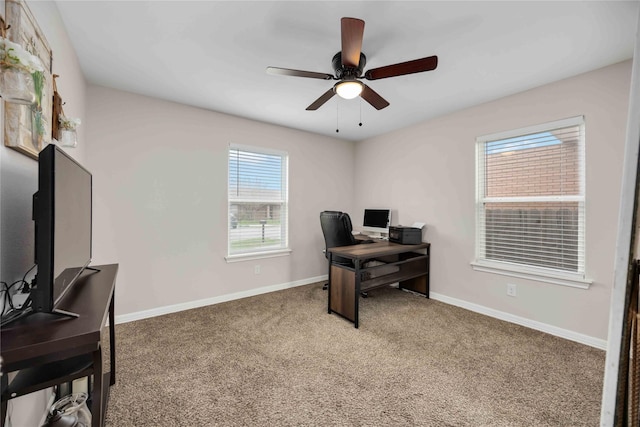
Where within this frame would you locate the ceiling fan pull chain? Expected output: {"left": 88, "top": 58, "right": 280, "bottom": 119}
{"left": 359, "top": 98, "right": 363, "bottom": 127}
{"left": 336, "top": 99, "right": 339, "bottom": 133}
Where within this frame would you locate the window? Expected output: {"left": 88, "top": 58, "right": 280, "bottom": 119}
{"left": 473, "top": 116, "right": 588, "bottom": 287}
{"left": 227, "top": 145, "right": 289, "bottom": 258}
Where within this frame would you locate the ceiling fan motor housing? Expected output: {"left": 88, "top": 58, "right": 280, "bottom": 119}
{"left": 332, "top": 52, "right": 366, "bottom": 79}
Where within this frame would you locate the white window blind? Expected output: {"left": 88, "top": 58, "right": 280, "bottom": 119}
{"left": 475, "top": 117, "right": 586, "bottom": 280}
{"left": 228, "top": 145, "right": 288, "bottom": 256}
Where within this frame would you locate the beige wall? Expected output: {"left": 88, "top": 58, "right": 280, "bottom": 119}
{"left": 354, "top": 60, "right": 631, "bottom": 340}
{"left": 85, "top": 86, "right": 355, "bottom": 316}
{"left": 1, "top": 1, "right": 86, "bottom": 283}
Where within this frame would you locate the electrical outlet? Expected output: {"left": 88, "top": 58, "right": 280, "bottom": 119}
{"left": 254, "top": 265, "right": 261, "bottom": 275}
{"left": 507, "top": 284, "right": 517, "bottom": 297}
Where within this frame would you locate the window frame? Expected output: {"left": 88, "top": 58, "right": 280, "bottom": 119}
{"left": 471, "top": 116, "right": 591, "bottom": 288}
{"left": 225, "top": 143, "right": 290, "bottom": 262}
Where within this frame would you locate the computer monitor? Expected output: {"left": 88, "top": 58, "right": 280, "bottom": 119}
{"left": 362, "top": 209, "right": 391, "bottom": 237}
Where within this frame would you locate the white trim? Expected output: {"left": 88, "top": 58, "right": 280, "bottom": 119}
{"left": 475, "top": 116, "right": 587, "bottom": 279}
{"left": 114, "top": 274, "right": 327, "bottom": 325}
{"left": 227, "top": 144, "right": 289, "bottom": 258}
{"left": 601, "top": 8, "right": 640, "bottom": 425}
{"left": 225, "top": 248, "right": 292, "bottom": 263}
{"left": 231, "top": 198, "right": 285, "bottom": 204}
{"left": 430, "top": 292, "right": 607, "bottom": 350}
{"left": 482, "top": 195, "right": 584, "bottom": 203}
{"left": 471, "top": 260, "right": 592, "bottom": 289}
{"left": 229, "top": 142, "right": 288, "bottom": 157}
{"left": 477, "top": 115, "right": 585, "bottom": 143}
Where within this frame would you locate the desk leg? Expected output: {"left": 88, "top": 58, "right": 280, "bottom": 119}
{"left": 109, "top": 290, "right": 116, "bottom": 385}
{"left": 327, "top": 253, "right": 333, "bottom": 314}
{"left": 91, "top": 348, "right": 103, "bottom": 427}
{"left": 1, "top": 374, "right": 7, "bottom": 427}
{"left": 425, "top": 245, "right": 430, "bottom": 298}
{"left": 354, "top": 259, "right": 360, "bottom": 329}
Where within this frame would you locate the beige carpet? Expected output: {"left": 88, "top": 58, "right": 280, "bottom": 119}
{"left": 104, "top": 283, "right": 605, "bottom": 426}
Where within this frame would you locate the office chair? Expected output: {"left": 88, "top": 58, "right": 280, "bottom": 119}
{"left": 319, "top": 211, "right": 372, "bottom": 295}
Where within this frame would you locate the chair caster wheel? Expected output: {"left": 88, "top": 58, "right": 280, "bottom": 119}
{"left": 361, "top": 292, "right": 368, "bottom": 298}
{"left": 323, "top": 283, "right": 328, "bottom": 290}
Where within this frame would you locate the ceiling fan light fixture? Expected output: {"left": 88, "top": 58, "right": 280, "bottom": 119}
{"left": 335, "top": 80, "right": 363, "bottom": 99}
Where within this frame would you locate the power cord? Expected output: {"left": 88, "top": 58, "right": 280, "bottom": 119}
{"left": 19, "top": 263, "right": 36, "bottom": 294}
{"left": 1, "top": 280, "right": 27, "bottom": 315}
{"left": 1, "top": 264, "right": 36, "bottom": 326}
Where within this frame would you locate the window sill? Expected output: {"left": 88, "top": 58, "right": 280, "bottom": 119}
{"left": 470, "top": 260, "right": 592, "bottom": 289}
{"left": 225, "top": 249, "right": 292, "bottom": 263}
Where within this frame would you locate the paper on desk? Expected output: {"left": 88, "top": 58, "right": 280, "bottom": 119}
{"left": 412, "top": 222, "right": 426, "bottom": 229}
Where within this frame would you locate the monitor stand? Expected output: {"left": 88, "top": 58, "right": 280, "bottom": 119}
{"left": 367, "top": 232, "right": 389, "bottom": 240}
{"left": 0, "top": 307, "right": 79, "bottom": 327}
{"left": 50, "top": 308, "right": 80, "bottom": 319}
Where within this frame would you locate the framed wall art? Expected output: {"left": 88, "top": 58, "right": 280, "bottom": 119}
{"left": 2, "top": 0, "right": 52, "bottom": 160}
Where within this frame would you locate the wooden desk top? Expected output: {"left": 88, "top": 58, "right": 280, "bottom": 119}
{"left": 328, "top": 241, "right": 430, "bottom": 260}
{"left": 1, "top": 264, "right": 118, "bottom": 367}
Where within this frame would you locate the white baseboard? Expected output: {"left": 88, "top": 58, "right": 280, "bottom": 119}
{"left": 113, "top": 277, "right": 606, "bottom": 350}
{"left": 430, "top": 292, "right": 607, "bottom": 350}
{"left": 114, "top": 275, "right": 328, "bottom": 325}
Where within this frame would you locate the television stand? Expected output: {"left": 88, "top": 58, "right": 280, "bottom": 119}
{"left": 1, "top": 264, "right": 118, "bottom": 427}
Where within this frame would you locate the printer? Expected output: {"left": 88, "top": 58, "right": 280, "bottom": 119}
{"left": 388, "top": 226, "right": 422, "bottom": 245}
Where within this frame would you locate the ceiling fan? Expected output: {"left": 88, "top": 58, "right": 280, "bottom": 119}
{"left": 266, "top": 17, "right": 438, "bottom": 111}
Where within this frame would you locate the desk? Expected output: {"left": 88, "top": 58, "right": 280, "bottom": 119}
{"left": 327, "top": 241, "right": 430, "bottom": 328}
{"left": 1, "top": 264, "right": 118, "bottom": 427}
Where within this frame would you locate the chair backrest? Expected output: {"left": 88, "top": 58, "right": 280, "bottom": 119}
{"left": 320, "top": 211, "right": 358, "bottom": 265}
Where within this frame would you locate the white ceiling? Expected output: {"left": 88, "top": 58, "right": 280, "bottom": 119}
{"left": 54, "top": 1, "right": 639, "bottom": 142}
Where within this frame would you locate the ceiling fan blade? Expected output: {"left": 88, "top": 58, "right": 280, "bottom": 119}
{"left": 341, "top": 17, "right": 365, "bottom": 68}
{"left": 360, "top": 84, "right": 389, "bottom": 110}
{"left": 266, "top": 67, "right": 334, "bottom": 80}
{"left": 364, "top": 55, "right": 438, "bottom": 80}
{"left": 306, "top": 88, "right": 336, "bottom": 111}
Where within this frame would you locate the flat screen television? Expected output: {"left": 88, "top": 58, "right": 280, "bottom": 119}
{"left": 362, "top": 208, "right": 391, "bottom": 236}
{"left": 31, "top": 144, "right": 92, "bottom": 317}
